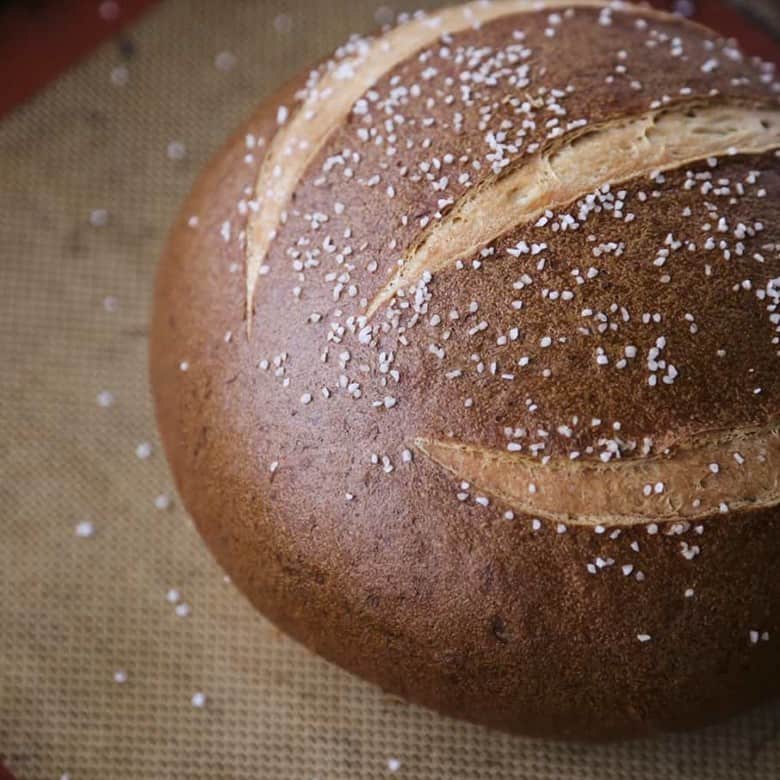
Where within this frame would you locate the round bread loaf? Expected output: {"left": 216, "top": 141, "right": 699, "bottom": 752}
{"left": 151, "top": 0, "right": 780, "bottom": 739}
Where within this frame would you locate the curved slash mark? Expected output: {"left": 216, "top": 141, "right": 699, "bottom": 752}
{"left": 416, "top": 425, "right": 780, "bottom": 526}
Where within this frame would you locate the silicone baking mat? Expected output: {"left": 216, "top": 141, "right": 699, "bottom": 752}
{"left": 1, "top": 2, "right": 779, "bottom": 778}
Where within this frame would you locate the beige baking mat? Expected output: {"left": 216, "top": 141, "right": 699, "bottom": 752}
{"left": 1, "top": 1, "right": 779, "bottom": 778}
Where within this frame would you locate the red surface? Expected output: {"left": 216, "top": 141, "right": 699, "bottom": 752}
{"left": 0, "top": 0, "right": 776, "bottom": 120}
{"left": 0, "top": 0, "right": 160, "bottom": 119}
{"left": 652, "top": 0, "right": 779, "bottom": 62}
{"left": 0, "top": 763, "right": 16, "bottom": 780}
{"left": 0, "top": 0, "right": 778, "bottom": 123}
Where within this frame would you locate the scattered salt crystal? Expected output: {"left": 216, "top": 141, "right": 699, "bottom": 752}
{"left": 98, "top": 1, "right": 119, "bottom": 21}
{"left": 75, "top": 521, "right": 95, "bottom": 538}
{"left": 90, "top": 208, "right": 109, "bottom": 227}
{"left": 673, "top": 0, "right": 695, "bottom": 16}
{"left": 113, "top": 669, "right": 128, "bottom": 684}
{"left": 273, "top": 13, "right": 293, "bottom": 33}
{"left": 110, "top": 65, "right": 129, "bottom": 86}
{"left": 191, "top": 691, "right": 207, "bottom": 708}
{"left": 154, "top": 493, "right": 172, "bottom": 511}
{"left": 166, "top": 589, "right": 181, "bottom": 604}
{"left": 135, "top": 442, "right": 152, "bottom": 460}
{"left": 97, "top": 390, "right": 115, "bottom": 407}
{"left": 375, "top": 5, "right": 395, "bottom": 25}
{"left": 167, "top": 141, "right": 187, "bottom": 161}
{"left": 214, "top": 51, "right": 237, "bottom": 71}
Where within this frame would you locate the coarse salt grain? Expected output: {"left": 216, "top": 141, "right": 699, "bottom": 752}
{"left": 98, "top": 1, "right": 119, "bottom": 21}
{"left": 375, "top": 5, "right": 395, "bottom": 25}
{"left": 154, "top": 493, "right": 172, "bottom": 510}
{"left": 166, "top": 589, "right": 181, "bottom": 604}
{"left": 110, "top": 65, "right": 129, "bottom": 86}
{"left": 90, "top": 208, "right": 109, "bottom": 227}
{"left": 97, "top": 390, "right": 115, "bottom": 407}
{"left": 75, "top": 521, "right": 95, "bottom": 538}
{"left": 214, "top": 51, "right": 237, "bottom": 71}
{"left": 167, "top": 141, "right": 187, "bottom": 161}
{"left": 273, "top": 13, "right": 293, "bottom": 33}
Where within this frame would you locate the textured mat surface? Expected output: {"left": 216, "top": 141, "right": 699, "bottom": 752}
{"left": 1, "top": 2, "right": 779, "bottom": 778}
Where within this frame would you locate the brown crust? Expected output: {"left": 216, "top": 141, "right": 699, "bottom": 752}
{"left": 151, "top": 6, "right": 780, "bottom": 739}
{"left": 366, "top": 102, "right": 780, "bottom": 317}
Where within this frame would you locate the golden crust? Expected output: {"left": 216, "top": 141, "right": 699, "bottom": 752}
{"left": 417, "top": 424, "right": 780, "bottom": 526}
